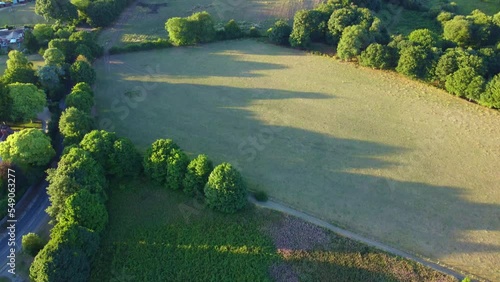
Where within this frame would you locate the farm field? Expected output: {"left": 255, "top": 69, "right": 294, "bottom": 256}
{"left": 93, "top": 39, "right": 500, "bottom": 280}
{"left": 0, "top": 3, "right": 49, "bottom": 27}
{"left": 90, "top": 179, "right": 456, "bottom": 281}
{"left": 97, "top": 0, "right": 324, "bottom": 47}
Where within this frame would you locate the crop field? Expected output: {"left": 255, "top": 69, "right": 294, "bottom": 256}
{"left": 93, "top": 40, "right": 500, "bottom": 280}
{"left": 0, "top": 3, "right": 49, "bottom": 27}
{"left": 97, "top": 0, "right": 324, "bottom": 47}
{"left": 90, "top": 179, "right": 456, "bottom": 281}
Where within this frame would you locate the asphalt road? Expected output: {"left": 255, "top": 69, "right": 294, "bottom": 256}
{"left": 0, "top": 179, "right": 50, "bottom": 281}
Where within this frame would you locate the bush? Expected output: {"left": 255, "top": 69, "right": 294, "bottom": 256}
{"left": 289, "top": 10, "right": 328, "bottom": 48}
{"left": 408, "top": 28, "right": 440, "bottom": 48}
{"left": 253, "top": 190, "right": 268, "bottom": 202}
{"left": 396, "top": 45, "right": 436, "bottom": 79}
{"left": 359, "top": 43, "right": 396, "bottom": 69}
{"left": 143, "top": 139, "right": 179, "bottom": 185}
{"left": 327, "top": 6, "right": 373, "bottom": 46}
{"left": 165, "top": 12, "right": 215, "bottom": 46}
{"left": 435, "top": 48, "right": 486, "bottom": 85}
{"left": 204, "top": 163, "right": 247, "bottom": 213}
{"left": 224, "top": 19, "right": 243, "bottom": 40}
{"left": 248, "top": 27, "right": 261, "bottom": 38}
{"left": 22, "top": 233, "right": 45, "bottom": 257}
{"left": 445, "top": 67, "right": 485, "bottom": 101}
{"left": 65, "top": 90, "right": 93, "bottom": 113}
{"left": 70, "top": 61, "right": 96, "bottom": 85}
{"left": 183, "top": 154, "right": 213, "bottom": 196}
{"left": 108, "top": 39, "right": 172, "bottom": 54}
{"left": 109, "top": 137, "right": 142, "bottom": 178}
{"left": 268, "top": 20, "right": 292, "bottom": 46}
{"left": 165, "top": 148, "right": 189, "bottom": 190}
{"left": 337, "top": 24, "right": 371, "bottom": 61}
{"left": 479, "top": 74, "right": 500, "bottom": 108}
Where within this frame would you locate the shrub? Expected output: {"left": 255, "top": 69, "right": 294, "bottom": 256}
{"left": 479, "top": 74, "right": 500, "bottom": 108}
{"left": 327, "top": 6, "right": 373, "bottom": 46}
{"left": 396, "top": 45, "right": 436, "bottom": 79}
{"left": 445, "top": 67, "right": 485, "bottom": 101}
{"left": 337, "top": 25, "right": 371, "bottom": 61}
{"left": 268, "top": 20, "right": 292, "bottom": 46}
{"left": 143, "top": 139, "right": 179, "bottom": 185}
{"left": 183, "top": 154, "right": 214, "bottom": 196}
{"left": 443, "top": 16, "right": 474, "bottom": 48}
{"left": 70, "top": 61, "right": 96, "bottom": 85}
{"left": 359, "top": 43, "right": 396, "bottom": 69}
{"left": 108, "top": 39, "right": 172, "bottom": 54}
{"left": 165, "top": 12, "right": 215, "bottom": 46}
{"left": 408, "top": 28, "right": 440, "bottom": 48}
{"left": 248, "top": 27, "right": 261, "bottom": 38}
{"left": 165, "top": 148, "right": 189, "bottom": 190}
{"left": 289, "top": 10, "right": 328, "bottom": 48}
{"left": 204, "top": 163, "right": 247, "bottom": 213}
{"left": 224, "top": 19, "right": 243, "bottom": 39}
{"left": 22, "top": 233, "right": 45, "bottom": 257}
{"left": 435, "top": 48, "right": 486, "bottom": 85}
{"left": 253, "top": 190, "right": 268, "bottom": 202}
{"left": 65, "top": 90, "right": 93, "bottom": 113}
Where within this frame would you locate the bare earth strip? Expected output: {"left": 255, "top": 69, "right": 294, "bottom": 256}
{"left": 93, "top": 40, "right": 500, "bottom": 281}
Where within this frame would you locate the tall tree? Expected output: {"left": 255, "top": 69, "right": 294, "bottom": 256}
{"left": 59, "top": 107, "right": 94, "bottom": 145}
{"left": 0, "top": 129, "right": 55, "bottom": 168}
{"left": 2, "top": 51, "right": 36, "bottom": 85}
{"left": 35, "top": 0, "right": 78, "bottom": 22}
{"left": 6, "top": 83, "right": 46, "bottom": 122}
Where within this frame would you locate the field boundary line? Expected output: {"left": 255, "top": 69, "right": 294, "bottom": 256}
{"left": 249, "top": 196, "right": 471, "bottom": 281}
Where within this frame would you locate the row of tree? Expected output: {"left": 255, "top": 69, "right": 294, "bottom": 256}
{"left": 35, "top": 0, "right": 133, "bottom": 27}
{"left": 266, "top": 0, "right": 500, "bottom": 108}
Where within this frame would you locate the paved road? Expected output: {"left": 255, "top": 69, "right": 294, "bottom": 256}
{"left": 249, "top": 196, "right": 467, "bottom": 281}
{"left": 0, "top": 179, "right": 50, "bottom": 281}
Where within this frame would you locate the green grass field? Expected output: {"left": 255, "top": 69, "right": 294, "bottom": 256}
{"left": 0, "top": 3, "right": 49, "bottom": 26}
{"left": 90, "top": 179, "right": 456, "bottom": 281}
{"left": 93, "top": 40, "right": 500, "bottom": 281}
{"left": 427, "top": 0, "right": 500, "bottom": 15}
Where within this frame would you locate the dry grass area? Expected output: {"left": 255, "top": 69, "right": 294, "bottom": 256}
{"left": 93, "top": 40, "right": 500, "bottom": 280}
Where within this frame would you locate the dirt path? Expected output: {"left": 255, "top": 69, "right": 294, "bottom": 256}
{"left": 249, "top": 196, "right": 467, "bottom": 281}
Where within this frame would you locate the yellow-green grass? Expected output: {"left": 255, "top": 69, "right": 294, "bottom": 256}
{"left": 98, "top": 0, "right": 323, "bottom": 48}
{"left": 0, "top": 3, "right": 49, "bottom": 27}
{"left": 90, "top": 179, "right": 456, "bottom": 281}
{"left": 0, "top": 53, "right": 43, "bottom": 74}
{"left": 93, "top": 39, "right": 500, "bottom": 281}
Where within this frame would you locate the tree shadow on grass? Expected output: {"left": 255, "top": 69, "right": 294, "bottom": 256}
{"left": 95, "top": 43, "right": 500, "bottom": 280}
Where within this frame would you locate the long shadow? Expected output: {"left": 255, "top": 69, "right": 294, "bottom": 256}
{"left": 95, "top": 44, "right": 500, "bottom": 280}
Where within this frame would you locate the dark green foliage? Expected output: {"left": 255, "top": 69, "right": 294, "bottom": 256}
{"left": 253, "top": 190, "right": 268, "bottom": 202}
{"left": 46, "top": 147, "right": 106, "bottom": 219}
{"left": 0, "top": 128, "right": 55, "bottom": 168}
{"left": 183, "top": 154, "right": 213, "bottom": 196}
{"left": 467, "top": 9, "right": 494, "bottom": 46}
{"left": 443, "top": 16, "right": 473, "bottom": 47}
{"left": 224, "top": 20, "right": 243, "bottom": 40}
{"left": 29, "top": 240, "right": 90, "bottom": 282}
{"left": 79, "top": 130, "right": 118, "bottom": 170}
{"left": 248, "top": 27, "right": 261, "bottom": 38}
{"left": 478, "top": 48, "right": 500, "bottom": 78}
{"left": 74, "top": 44, "right": 94, "bottom": 61}
{"left": 408, "top": 29, "right": 440, "bottom": 48}
{"left": 327, "top": 6, "right": 373, "bottom": 46}
{"left": 0, "top": 82, "right": 10, "bottom": 121}
{"left": 289, "top": 10, "right": 328, "bottom": 48}
{"left": 435, "top": 48, "right": 486, "bottom": 85}
{"left": 143, "top": 139, "right": 180, "bottom": 185}
{"left": 2, "top": 50, "right": 37, "bottom": 85}
{"left": 204, "top": 163, "right": 247, "bottom": 214}
{"left": 337, "top": 25, "right": 371, "bottom": 61}
{"left": 22, "top": 233, "right": 45, "bottom": 257}
{"left": 50, "top": 222, "right": 100, "bottom": 259}
{"left": 70, "top": 60, "right": 96, "bottom": 85}
{"left": 108, "top": 39, "right": 172, "bottom": 54}
{"left": 48, "top": 39, "right": 75, "bottom": 62}
{"left": 479, "top": 74, "right": 500, "bottom": 109}
{"left": 445, "top": 67, "right": 485, "bottom": 100}
{"left": 268, "top": 20, "right": 292, "bottom": 46}
{"left": 23, "top": 30, "right": 40, "bottom": 53}
{"left": 396, "top": 45, "right": 436, "bottom": 79}
{"left": 59, "top": 107, "right": 95, "bottom": 145}
{"left": 35, "top": 0, "right": 78, "bottom": 22}
{"left": 65, "top": 90, "right": 93, "bottom": 113}
{"left": 166, "top": 12, "right": 216, "bottom": 46}
{"left": 360, "top": 43, "right": 396, "bottom": 69}
{"left": 59, "top": 189, "right": 108, "bottom": 233}
{"left": 32, "top": 24, "right": 55, "bottom": 46}
{"left": 69, "top": 31, "right": 103, "bottom": 59}
{"left": 109, "top": 137, "right": 142, "bottom": 178}
{"left": 166, "top": 148, "right": 189, "bottom": 190}
{"left": 43, "top": 48, "right": 65, "bottom": 66}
